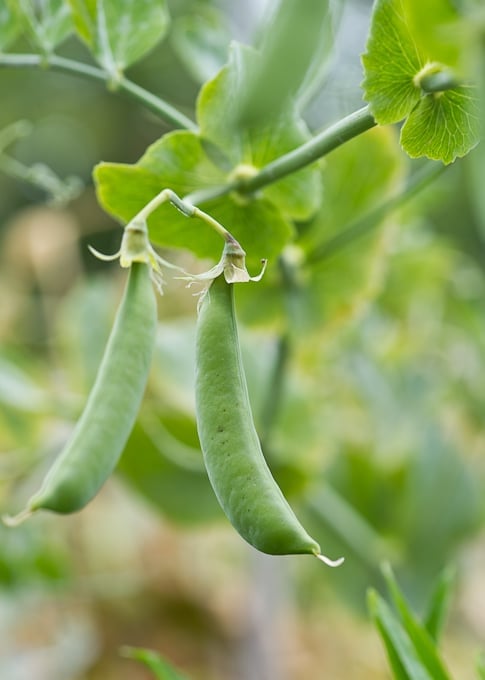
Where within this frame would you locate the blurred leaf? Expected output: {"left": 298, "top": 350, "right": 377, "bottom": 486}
{"left": 67, "top": 0, "right": 169, "bottom": 77}
{"left": 382, "top": 564, "right": 452, "bottom": 680}
{"left": 171, "top": 5, "right": 230, "bottom": 84}
{"left": 368, "top": 588, "right": 432, "bottom": 680}
{"left": 122, "top": 647, "right": 189, "bottom": 680}
{"left": 10, "top": 0, "right": 73, "bottom": 54}
{"left": 118, "top": 420, "right": 222, "bottom": 526}
{"left": 197, "top": 42, "right": 322, "bottom": 221}
{"left": 362, "top": 0, "right": 479, "bottom": 163}
{"left": 422, "top": 566, "right": 456, "bottom": 643}
{"left": 237, "top": 0, "right": 331, "bottom": 125}
{"left": 477, "top": 652, "right": 485, "bottom": 680}
{"left": 298, "top": 126, "right": 405, "bottom": 335}
{"left": 0, "top": 3, "right": 21, "bottom": 51}
{"left": 0, "top": 355, "right": 49, "bottom": 413}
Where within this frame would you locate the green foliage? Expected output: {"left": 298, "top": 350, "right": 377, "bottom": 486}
{"left": 67, "top": 0, "right": 169, "bottom": 78}
{"left": 0, "top": 3, "right": 21, "bottom": 51}
{"left": 122, "top": 646, "right": 189, "bottom": 680}
{"left": 362, "top": 0, "right": 480, "bottom": 163}
{"left": 9, "top": 0, "right": 73, "bottom": 54}
{"left": 368, "top": 565, "right": 455, "bottom": 679}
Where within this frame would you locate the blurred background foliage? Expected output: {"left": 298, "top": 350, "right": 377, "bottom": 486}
{"left": 1, "top": 0, "right": 485, "bottom": 679}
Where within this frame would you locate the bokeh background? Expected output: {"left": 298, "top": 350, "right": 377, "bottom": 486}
{"left": 1, "top": 1, "right": 485, "bottom": 678}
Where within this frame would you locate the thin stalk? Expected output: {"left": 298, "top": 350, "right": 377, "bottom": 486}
{"left": 239, "top": 106, "right": 376, "bottom": 194}
{"left": 307, "top": 161, "right": 447, "bottom": 265}
{"left": 0, "top": 53, "right": 196, "bottom": 131}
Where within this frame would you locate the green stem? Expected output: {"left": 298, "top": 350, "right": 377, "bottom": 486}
{"left": 238, "top": 106, "right": 376, "bottom": 195}
{"left": 0, "top": 53, "right": 197, "bottom": 131}
{"left": 307, "top": 161, "right": 447, "bottom": 265}
{"left": 258, "top": 334, "right": 291, "bottom": 448}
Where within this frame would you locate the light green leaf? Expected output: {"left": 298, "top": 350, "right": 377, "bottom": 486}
{"left": 12, "top": 0, "right": 73, "bottom": 53}
{"left": 362, "top": 0, "right": 423, "bottom": 125}
{"left": 171, "top": 5, "right": 230, "bottom": 84}
{"left": 362, "top": 0, "right": 479, "bottom": 163}
{"left": 401, "top": 87, "right": 480, "bottom": 163}
{"left": 94, "top": 131, "right": 294, "bottom": 268}
{"left": 122, "top": 646, "right": 190, "bottom": 680}
{"left": 0, "top": 3, "right": 21, "bottom": 51}
{"left": 197, "top": 43, "right": 322, "bottom": 221}
{"left": 401, "top": 0, "right": 462, "bottom": 69}
{"left": 68, "top": 0, "right": 169, "bottom": 76}
{"left": 368, "top": 589, "right": 434, "bottom": 680}
{"left": 382, "top": 564, "right": 452, "bottom": 680}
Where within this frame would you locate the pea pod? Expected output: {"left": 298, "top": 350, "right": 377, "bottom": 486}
{"left": 9, "top": 262, "right": 157, "bottom": 520}
{"left": 195, "top": 274, "right": 343, "bottom": 564}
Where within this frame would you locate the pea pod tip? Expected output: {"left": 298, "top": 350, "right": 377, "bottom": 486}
{"left": 314, "top": 551, "right": 345, "bottom": 568}
{"left": 2, "top": 507, "right": 34, "bottom": 527}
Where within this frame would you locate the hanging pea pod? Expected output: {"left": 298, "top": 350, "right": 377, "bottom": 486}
{"left": 6, "top": 262, "right": 157, "bottom": 520}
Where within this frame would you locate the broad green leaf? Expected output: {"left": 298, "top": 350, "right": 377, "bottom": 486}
{"left": 362, "top": 0, "right": 479, "bottom": 163}
{"left": 197, "top": 43, "right": 322, "bottom": 221}
{"left": 68, "top": 0, "right": 169, "bottom": 76}
{"left": 368, "top": 589, "right": 433, "bottom": 680}
{"left": 362, "top": 0, "right": 423, "bottom": 125}
{"left": 171, "top": 5, "right": 230, "bottom": 84}
{"left": 122, "top": 647, "right": 190, "bottom": 680}
{"left": 477, "top": 652, "right": 485, "bottom": 680}
{"left": 11, "top": 0, "right": 72, "bottom": 54}
{"left": 401, "top": 87, "right": 480, "bottom": 163}
{"left": 94, "top": 131, "right": 294, "bottom": 268}
{"left": 382, "top": 564, "right": 452, "bottom": 680}
{"left": 423, "top": 566, "right": 455, "bottom": 643}
{"left": 0, "top": 3, "right": 21, "bottom": 50}
{"left": 237, "top": 0, "right": 331, "bottom": 125}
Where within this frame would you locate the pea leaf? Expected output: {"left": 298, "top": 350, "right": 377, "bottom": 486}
{"left": 361, "top": 0, "right": 423, "bottom": 125}
{"left": 362, "top": 0, "right": 479, "bottom": 163}
{"left": 67, "top": 0, "right": 169, "bottom": 77}
{"left": 401, "top": 86, "right": 479, "bottom": 164}
{"left": 197, "top": 42, "right": 322, "bottom": 221}
{"left": 94, "top": 131, "right": 294, "bottom": 268}
{"left": 422, "top": 566, "right": 455, "bottom": 643}
{"left": 10, "top": 0, "right": 73, "bottom": 54}
{"left": 122, "top": 646, "right": 190, "bottom": 680}
{"left": 0, "top": 3, "right": 21, "bottom": 51}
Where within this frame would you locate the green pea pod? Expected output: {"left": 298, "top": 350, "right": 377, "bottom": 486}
{"left": 8, "top": 262, "right": 157, "bottom": 520}
{"left": 195, "top": 274, "right": 343, "bottom": 565}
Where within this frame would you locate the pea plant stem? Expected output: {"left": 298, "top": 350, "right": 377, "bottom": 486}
{"left": 0, "top": 53, "right": 197, "bottom": 131}
{"left": 238, "top": 106, "right": 377, "bottom": 195}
